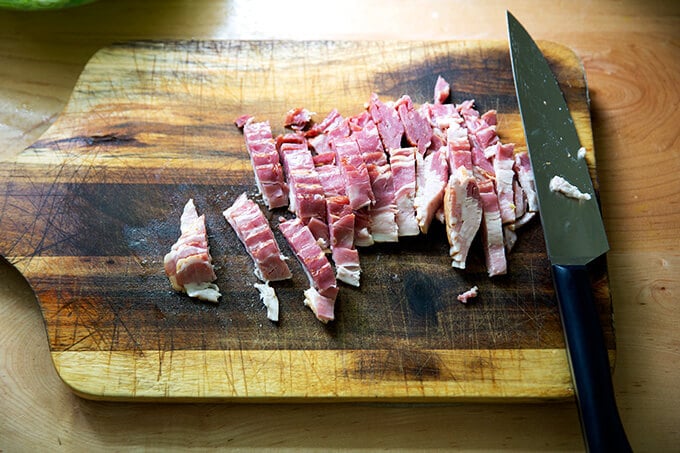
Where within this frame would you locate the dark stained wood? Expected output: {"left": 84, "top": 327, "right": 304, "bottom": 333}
{"left": 0, "top": 40, "right": 612, "bottom": 400}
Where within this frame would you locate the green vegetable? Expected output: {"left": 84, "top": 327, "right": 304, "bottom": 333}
{"left": 0, "top": 0, "right": 97, "bottom": 10}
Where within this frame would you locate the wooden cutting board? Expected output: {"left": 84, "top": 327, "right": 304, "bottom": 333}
{"left": 0, "top": 40, "right": 614, "bottom": 401}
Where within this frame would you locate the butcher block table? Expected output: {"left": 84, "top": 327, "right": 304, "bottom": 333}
{"left": 1, "top": 0, "right": 678, "bottom": 451}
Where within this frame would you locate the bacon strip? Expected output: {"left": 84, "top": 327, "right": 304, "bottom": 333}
{"left": 331, "top": 136, "right": 375, "bottom": 211}
{"left": 444, "top": 123, "right": 483, "bottom": 269}
{"left": 492, "top": 142, "right": 518, "bottom": 224}
{"left": 478, "top": 179, "right": 507, "bottom": 276}
{"left": 278, "top": 217, "right": 339, "bottom": 323}
{"left": 327, "top": 196, "right": 361, "bottom": 286}
{"left": 414, "top": 147, "right": 449, "bottom": 234}
{"left": 389, "top": 147, "right": 420, "bottom": 236}
{"left": 395, "top": 95, "right": 433, "bottom": 155}
{"left": 223, "top": 193, "right": 292, "bottom": 282}
{"left": 434, "top": 75, "right": 450, "bottom": 104}
{"left": 164, "top": 199, "right": 220, "bottom": 303}
{"left": 284, "top": 107, "right": 314, "bottom": 131}
{"left": 241, "top": 119, "right": 289, "bottom": 209}
{"left": 368, "top": 93, "right": 404, "bottom": 151}
{"left": 277, "top": 134, "right": 329, "bottom": 248}
{"left": 350, "top": 112, "right": 399, "bottom": 242}
{"left": 515, "top": 151, "right": 539, "bottom": 212}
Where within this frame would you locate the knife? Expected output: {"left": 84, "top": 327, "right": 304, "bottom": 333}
{"left": 507, "top": 11, "right": 632, "bottom": 452}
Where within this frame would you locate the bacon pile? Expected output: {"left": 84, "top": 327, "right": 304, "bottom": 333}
{"left": 229, "top": 75, "right": 539, "bottom": 318}
{"left": 166, "top": 75, "right": 539, "bottom": 320}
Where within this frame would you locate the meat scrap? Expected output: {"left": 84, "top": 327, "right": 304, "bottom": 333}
{"left": 254, "top": 282, "right": 280, "bottom": 322}
{"left": 457, "top": 286, "right": 478, "bottom": 303}
{"left": 164, "top": 199, "right": 221, "bottom": 303}
{"left": 549, "top": 175, "right": 592, "bottom": 201}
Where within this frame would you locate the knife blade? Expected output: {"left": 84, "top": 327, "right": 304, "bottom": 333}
{"left": 507, "top": 11, "right": 632, "bottom": 452}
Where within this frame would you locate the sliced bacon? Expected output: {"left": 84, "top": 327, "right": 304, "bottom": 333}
{"left": 478, "top": 179, "right": 507, "bottom": 277}
{"left": 481, "top": 109, "right": 497, "bottom": 126}
{"left": 444, "top": 167, "right": 482, "bottom": 269}
{"left": 278, "top": 217, "right": 338, "bottom": 323}
{"left": 419, "top": 102, "right": 462, "bottom": 155}
{"left": 277, "top": 135, "right": 329, "bottom": 247}
{"left": 164, "top": 199, "right": 220, "bottom": 303}
{"left": 327, "top": 196, "right": 355, "bottom": 249}
{"left": 350, "top": 112, "right": 399, "bottom": 242}
{"left": 241, "top": 119, "right": 289, "bottom": 209}
{"left": 305, "top": 108, "right": 344, "bottom": 138}
{"left": 514, "top": 151, "right": 539, "bottom": 212}
{"left": 331, "top": 136, "right": 375, "bottom": 211}
{"left": 458, "top": 101, "right": 498, "bottom": 179}
{"left": 395, "top": 95, "right": 433, "bottom": 155}
{"left": 229, "top": 74, "right": 540, "bottom": 304}
{"left": 414, "top": 147, "right": 449, "bottom": 234}
{"left": 444, "top": 125, "right": 483, "bottom": 269}
{"left": 234, "top": 114, "right": 253, "bottom": 129}
{"left": 303, "top": 288, "right": 336, "bottom": 323}
{"left": 284, "top": 107, "right": 314, "bottom": 131}
{"left": 331, "top": 247, "right": 361, "bottom": 288}
{"left": 367, "top": 93, "right": 404, "bottom": 151}
{"left": 434, "top": 75, "right": 450, "bottom": 104}
{"left": 389, "top": 147, "right": 420, "bottom": 236}
{"left": 492, "top": 142, "right": 517, "bottom": 224}
{"left": 223, "top": 193, "right": 292, "bottom": 282}
{"left": 327, "top": 195, "right": 361, "bottom": 286}
{"left": 315, "top": 164, "right": 346, "bottom": 198}
{"left": 456, "top": 100, "right": 512, "bottom": 276}
{"left": 352, "top": 209, "right": 374, "bottom": 247}
{"left": 313, "top": 120, "right": 374, "bottom": 249}
{"left": 307, "top": 110, "right": 350, "bottom": 159}
{"left": 421, "top": 102, "right": 461, "bottom": 128}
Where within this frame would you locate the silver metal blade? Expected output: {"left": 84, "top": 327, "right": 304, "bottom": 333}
{"left": 507, "top": 11, "right": 608, "bottom": 265}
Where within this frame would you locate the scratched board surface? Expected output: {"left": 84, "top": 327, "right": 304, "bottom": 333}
{"left": 0, "top": 41, "right": 613, "bottom": 400}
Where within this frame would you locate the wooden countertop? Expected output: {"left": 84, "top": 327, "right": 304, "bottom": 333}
{"left": 1, "top": 0, "right": 678, "bottom": 450}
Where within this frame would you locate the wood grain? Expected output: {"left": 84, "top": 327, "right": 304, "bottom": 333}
{"left": 1, "top": 0, "right": 679, "bottom": 451}
{"left": 0, "top": 39, "right": 612, "bottom": 400}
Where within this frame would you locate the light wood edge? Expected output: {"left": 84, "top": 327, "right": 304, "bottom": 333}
{"left": 48, "top": 348, "right": 615, "bottom": 403}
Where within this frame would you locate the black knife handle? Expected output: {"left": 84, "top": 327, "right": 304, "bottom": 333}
{"left": 552, "top": 264, "right": 632, "bottom": 453}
